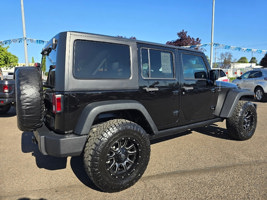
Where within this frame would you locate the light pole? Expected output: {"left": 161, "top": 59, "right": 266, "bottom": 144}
{"left": 20, "top": 0, "right": 28, "bottom": 65}
{"left": 210, "top": 0, "right": 215, "bottom": 68}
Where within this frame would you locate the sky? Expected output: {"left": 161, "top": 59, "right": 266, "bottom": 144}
{"left": 1, "top": 0, "right": 267, "bottom": 65}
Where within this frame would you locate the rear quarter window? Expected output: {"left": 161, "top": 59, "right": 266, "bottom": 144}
{"left": 73, "top": 40, "right": 131, "bottom": 79}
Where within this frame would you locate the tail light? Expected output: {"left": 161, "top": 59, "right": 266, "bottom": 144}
{"left": 52, "top": 94, "right": 63, "bottom": 113}
{"left": 222, "top": 79, "right": 229, "bottom": 82}
{"left": 3, "top": 85, "right": 9, "bottom": 93}
{"left": 34, "top": 62, "right": 41, "bottom": 67}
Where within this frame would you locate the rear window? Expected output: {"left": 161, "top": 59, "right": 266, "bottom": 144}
{"left": 219, "top": 70, "right": 226, "bottom": 77}
{"left": 211, "top": 69, "right": 226, "bottom": 77}
{"left": 73, "top": 40, "right": 131, "bottom": 79}
{"left": 42, "top": 46, "right": 57, "bottom": 87}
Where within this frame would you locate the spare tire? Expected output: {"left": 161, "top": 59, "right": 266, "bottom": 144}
{"left": 15, "top": 67, "right": 44, "bottom": 131}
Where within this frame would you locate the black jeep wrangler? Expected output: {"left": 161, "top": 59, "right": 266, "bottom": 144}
{"left": 15, "top": 31, "right": 257, "bottom": 192}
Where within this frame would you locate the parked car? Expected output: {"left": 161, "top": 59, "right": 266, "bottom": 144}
{"left": 0, "top": 68, "right": 3, "bottom": 80}
{"left": 15, "top": 31, "right": 257, "bottom": 192}
{"left": 232, "top": 68, "right": 267, "bottom": 101}
{"left": 0, "top": 79, "right": 15, "bottom": 114}
{"left": 0, "top": 68, "right": 16, "bottom": 114}
{"left": 210, "top": 68, "right": 229, "bottom": 82}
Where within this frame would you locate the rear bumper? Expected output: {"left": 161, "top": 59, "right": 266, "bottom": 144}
{"left": 33, "top": 125, "right": 87, "bottom": 157}
{"left": 0, "top": 98, "right": 14, "bottom": 106}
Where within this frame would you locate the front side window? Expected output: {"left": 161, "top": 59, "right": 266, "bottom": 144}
{"left": 182, "top": 54, "right": 208, "bottom": 79}
{"left": 241, "top": 71, "right": 250, "bottom": 79}
{"left": 73, "top": 40, "right": 131, "bottom": 79}
{"left": 141, "top": 48, "right": 174, "bottom": 79}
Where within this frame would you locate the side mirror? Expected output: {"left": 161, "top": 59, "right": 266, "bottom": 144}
{"left": 194, "top": 71, "right": 207, "bottom": 79}
{"left": 209, "top": 70, "right": 217, "bottom": 82}
{"left": 237, "top": 76, "right": 242, "bottom": 80}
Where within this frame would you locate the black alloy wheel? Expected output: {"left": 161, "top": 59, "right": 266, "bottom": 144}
{"left": 106, "top": 137, "right": 139, "bottom": 179}
{"left": 242, "top": 110, "right": 254, "bottom": 132}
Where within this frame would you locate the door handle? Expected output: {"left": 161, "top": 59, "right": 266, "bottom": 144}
{"left": 182, "top": 86, "right": 193, "bottom": 95}
{"left": 182, "top": 86, "right": 194, "bottom": 91}
{"left": 143, "top": 87, "right": 159, "bottom": 92}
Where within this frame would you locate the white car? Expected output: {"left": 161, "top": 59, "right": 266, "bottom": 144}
{"left": 232, "top": 68, "right": 267, "bottom": 101}
{"left": 210, "top": 68, "right": 229, "bottom": 82}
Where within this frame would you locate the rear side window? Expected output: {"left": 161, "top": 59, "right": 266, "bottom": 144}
{"left": 249, "top": 71, "right": 262, "bottom": 78}
{"left": 73, "top": 40, "right": 131, "bottom": 79}
{"left": 141, "top": 48, "right": 174, "bottom": 79}
{"left": 182, "top": 54, "right": 208, "bottom": 79}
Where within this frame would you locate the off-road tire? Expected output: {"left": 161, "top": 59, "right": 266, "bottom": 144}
{"left": 83, "top": 119, "right": 150, "bottom": 193}
{"left": 226, "top": 101, "right": 257, "bottom": 140}
{"left": 0, "top": 104, "right": 11, "bottom": 114}
{"left": 15, "top": 67, "right": 44, "bottom": 131}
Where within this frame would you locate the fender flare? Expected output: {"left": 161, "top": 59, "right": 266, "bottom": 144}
{"left": 74, "top": 100, "right": 158, "bottom": 135}
{"left": 216, "top": 89, "right": 254, "bottom": 118}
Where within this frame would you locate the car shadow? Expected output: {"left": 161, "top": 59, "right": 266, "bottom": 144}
{"left": 193, "top": 123, "right": 234, "bottom": 140}
{"left": 0, "top": 106, "right": 16, "bottom": 117}
{"left": 21, "top": 132, "right": 67, "bottom": 170}
{"left": 150, "top": 130, "right": 192, "bottom": 144}
{"left": 70, "top": 156, "right": 101, "bottom": 191}
{"left": 21, "top": 131, "right": 100, "bottom": 191}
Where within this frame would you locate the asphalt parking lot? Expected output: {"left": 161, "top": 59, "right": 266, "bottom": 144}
{"left": 0, "top": 102, "right": 266, "bottom": 200}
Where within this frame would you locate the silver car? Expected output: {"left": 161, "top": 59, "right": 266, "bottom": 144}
{"left": 232, "top": 68, "right": 267, "bottom": 101}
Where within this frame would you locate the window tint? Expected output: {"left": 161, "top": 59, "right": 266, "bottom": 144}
{"left": 249, "top": 71, "right": 262, "bottom": 78}
{"left": 141, "top": 49, "right": 149, "bottom": 78}
{"left": 241, "top": 71, "right": 250, "bottom": 79}
{"left": 42, "top": 47, "right": 57, "bottom": 87}
{"left": 182, "top": 54, "right": 208, "bottom": 79}
{"left": 141, "top": 48, "right": 174, "bottom": 79}
{"left": 73, "top": 40, "right": 131, "bottom": 79}
{"left": 219, "top": 70, "right": 226, "bottom": 77}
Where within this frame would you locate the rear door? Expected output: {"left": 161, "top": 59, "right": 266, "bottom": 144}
{"left": 240, "top": 71, "right": 258, "bottom": 91}
{"left": 138, "top": 44, "right": 180, "bottom": 131}
{"left": 248, "top": 70, "right": 263, "bottom": 91}
{"left": 178, "top": 51, "right": 218, "bottom": 125}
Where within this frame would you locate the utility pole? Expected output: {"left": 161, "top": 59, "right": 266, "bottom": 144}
{"left": 20, "top": 0, "right": 28, "bottom": 65}
{"left": 210, "top": 0, "right": 215, "bottom": 68}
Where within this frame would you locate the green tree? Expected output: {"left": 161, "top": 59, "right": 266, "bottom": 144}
{"left": 249, "top": 57, "right": 257, "bottom": 64}
{"left": 237, "top": 57, "right": 249, "bottom": 63}
{"left": 0, "top": 45, "right": 18, "bottom": 68}
{"left": 260, "top": 54, "right": 267, "bottom": 68}
{"left": 32, "top": 57, "right": 35, "bottom": 64}
{"left": 41, "top": 56, "right": 46, "bottom": 72}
